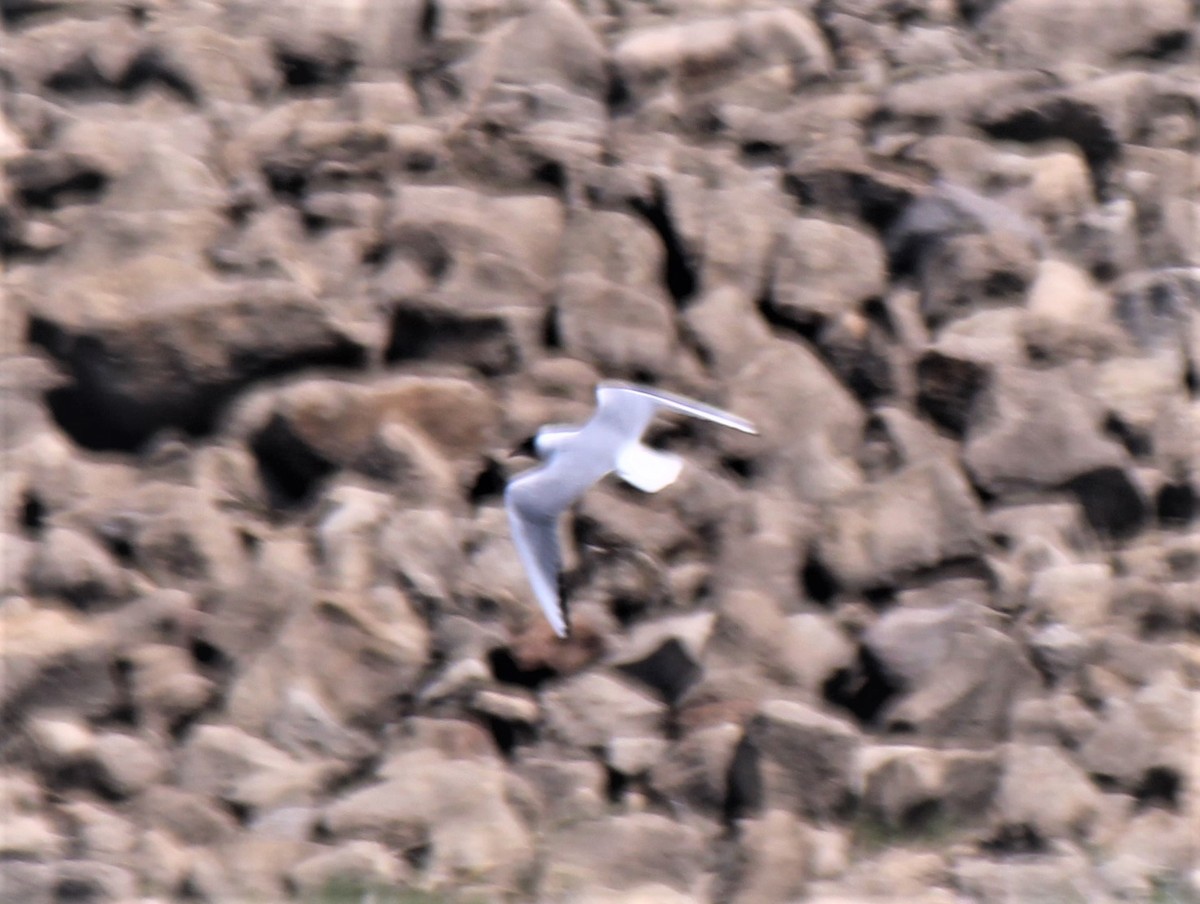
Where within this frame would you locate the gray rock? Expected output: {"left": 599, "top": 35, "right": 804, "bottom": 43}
{"left": 196, "top": 535, "right": 312, "bottom": 663}
{"left": 1027, "top": 624, "right": 1090, "bottom": 684}
{"left": 0, "top": 811, "right": 63, "bottom": 861}
{"left": 239, "top": 374, "right": 499, "bottom": 503}
{"left": 1113, "top": 268, "right": 1200, "bottom": 353}
{"left": 859, "top": 745, "right": 946, "bottom": 831}
{"left": 767, "top": 218, "right": 887, "bottom": 326}
{"left": 89, "top": 731, "right": 168, "bottom": 799}
{"left": 889, "top": 180, "right": 1042, "bottom": 304}
{"left": 542, "top": 812, "right": 714, "bottom": 900}
{"left": 1078, "top": 671, "right": 1193, "bottom": 793}
{"left": 287, "top": 840, "right": 409, "bottom": 899}
{"left": 226, "top": 587, "right": 429, "bottom": 742}
{"left": 26, "top": 526, "right": 128, "bottom": 607}
{"left": 953, "top": 851, "right": 1099, "bottom": 904}
{"left": 576, "top": 482, "right": 691, "bottom": 563}
{"left": 610, "top": 613, "right": 715, "bottom": 704}
{"left": 0, "top": 862, "right": 54, "bottom": 904}
{"left": 996, "top": 743, "right": 1101, "bottom": 839}
{"left": 516, "top": 757, "right": 608, "bottom": 828}
{"left": 836, "top": 849, "right": 953, "bottom": 902}
{"left": 683, "top": 286, "right": 775, "bottom": 380}
{"left": 124, "top": 643, "right": 214, "bottom": 734}
{"left": 1098, "top": 809, "right": 1199, "bottom": 900}
{"left": 488, "top": 0, "right": 608, "bottom": 97}
{"left": 59, "top": 799, "right": 138, "bottom": 864}
{"left": 729, "top": 809, "right": 811, "bottom": 904}
{"left": 152, "top": 24, "right": 277, "bottom": 104}
{"left": 0, "top": 603, "right": 118, "bottom": 722}
{"left": 1027, "top": 562, "right": 1114, "bottom": 630}
{"left": 752, "top": 699, "right": 861, "bottom": 819}
{"left": 542, "top": 672, "right": 666, "bottom": 750}
{"left": 27, "top": 714, "right": 96, "bottom": 776}
{"left": 652, "top": 720, "right": 744, "bottom": 816}
{"left": 95, "top": 482, "right": 249, "bottom": 591}
{"left": 965, "top": 366, "right": 1127, "bottom": 494}
{"left": 1021, "top": 258, "right": 1122, "bottom": 363}
{"left": 323, "top": 749, "right": 534, "bottom": 892}
{"left": 382, "top": 185, "right": 564, "bottom": 308}
{"left": 136, "top": 786, "right": 240, "bottom": 846}
{"left": 377, "top": 507, "right": 464, "bottom": 606}
{"left": 557, "top": 272, "right": 678, "bottom": 378}
{"left": 727, "top": 340, "right": 865, "bottom": 504}
{"left": 814, "top": 461, "right": 986, "bottom": 592}
{"left": 607, "top": 735, "right": 670, "bottom": 776}
{"left": 28, "top": 282, "right": 367, "bottom": 450}
{"left": 981, "top": 0, "right": 1193, "bottom": 67}
{"left": 613, "top": 10, "right": 831, "bottom": 103}
{"left": 178, "top": 724, "right": 336, "bottom": 811}
{"left": 862, "top": 603, "right": 1039, "bottom": 742}
{"left": 53, "top": 861, "right": 137, "bottom": 903}
{"left": 471, "top": 687, "right": 540, "bottom": 727}
{"left": 385, "top": 298, "right": 524, "bottom": 376}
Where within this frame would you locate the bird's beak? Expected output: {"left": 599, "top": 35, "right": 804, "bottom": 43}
{"left": 511, "top": 435, "right": 538, "bottom": 458}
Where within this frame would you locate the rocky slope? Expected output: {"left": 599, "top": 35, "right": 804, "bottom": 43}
{"left": 2, "top": 0, "right": 1199, "bottom": 902}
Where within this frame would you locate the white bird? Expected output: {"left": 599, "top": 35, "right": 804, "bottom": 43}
{"left": 505, "top": 380, "right": 758, "bottom": 637}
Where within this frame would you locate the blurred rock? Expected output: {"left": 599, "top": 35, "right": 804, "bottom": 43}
{"left": 26, "top": 526, "right": 128, "bottom": 608}
{"left": 2, "top": 0, "right": 1196, "bottom": 899}
{"left": 0, "top": 862, "right": 54, "bottom": 904}
{"left": 60, "top": 798, "right": 138, "bottom": 865}
{"left": 996, "top": 743, "right": 1102, "bottom": 840}
{"left": 860, "top": 745, "right": 1000, "bottom": 832}
{"left": 517, "top": 756, "right": 608, "bottom": 828}
{"left": 982, "top": 0, "right": 1193, "bottom": 67}
{"left": 136, "top": 787, "right": 241, "bottom": 846}
{"left": 1027, "top": 562, "right": 1114, "bottom": 630}
{"left": 93, "top": 482, "right": 249, "bottom": 591}
{"left": 752, "top": 699, "right": 860, "bottom": 819}
{"left": 541, "top": 812, "right": 713, "bottom": 900}
{"left": 888, "top": 181, "right": 1042, "bottom": 326}
{"left": 727, "top": 340, "right": 865, "bottom": 504}
{"left": 323, "top": 748, "right": 534, "bottom": 893}
{"left": 1, "top": 603, "right": 118, "bottom": 721}
{"left": 53, "top": 861, "right": 137, "bottom": 903}
{"left": 28, "top": 283, "right": 367, "bottom": 450}
{"left": 178, "top": 724, "right": 336, "bottom": 812}
{"left": 965, "top": 366, "right": 1127, "bottom": 494}
{"left": 227, "top": 587, "right": 430, "bottom": 743}
{"left": 286, "top": 840, "right": 409, "bottom": 899}
{"left": 80, "top": 731, "right": 166, "bottom": 799}
{"left": 766, "top": 218, "right": 887, "bottom": 326}
{"left": 649, "top": 720, "right": 742, "bottom": 818}
{"left": 1077, "top": 670, "right": 1193, "bottom": 795}
{"left": 543, "top": 672, "right": 666, "bottom": 749}
{"left": 613, "top": 10, "right": 831, "bottom": 103}
{"left": 242, "top": 374, "right": 498, "bottom": 504}
{"left": 730, "top": 808, "right": 811, "bottom": 904}
{"left": 124, "top": 643, "right": 214, "bottom": 734}
{"left": 953, "top": 850, "right": 1098, "bottom": 904}
{"left": 814, "top": 461, "right": 986, "bottom": 592}
{"left": 860, "top": 603, "right": 1039, "bottom": 742}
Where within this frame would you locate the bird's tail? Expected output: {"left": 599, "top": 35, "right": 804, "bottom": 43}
{"left": 615, "top": 442, "right": 684, "bottom": 493}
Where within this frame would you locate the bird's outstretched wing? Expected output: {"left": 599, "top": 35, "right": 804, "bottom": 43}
{"left": 596, "top": 381, "right": 758, "bottom": 436}
{"left": 504, "top": 460, "right": 589, "bottom": 637}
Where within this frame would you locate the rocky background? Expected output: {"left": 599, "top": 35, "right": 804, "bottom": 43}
{"left": 2, "top": 0, "right": 1199, "bottom": 901}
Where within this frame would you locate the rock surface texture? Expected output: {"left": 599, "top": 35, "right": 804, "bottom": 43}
{"left": 2, "top": 1, "right": 1198, "bottom": 902}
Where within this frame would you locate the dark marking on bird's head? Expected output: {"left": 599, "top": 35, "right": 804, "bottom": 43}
{"left": 511, "top": 435, "right": 539, "bottom": 458}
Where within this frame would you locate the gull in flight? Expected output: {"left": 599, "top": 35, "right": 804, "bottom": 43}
{"left": 505, "top": 381, "right": 758, "bottom": 637}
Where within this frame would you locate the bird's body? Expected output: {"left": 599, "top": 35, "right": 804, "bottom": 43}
{"left": 505, "top": 381, "right": 757, "bottom": 637}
